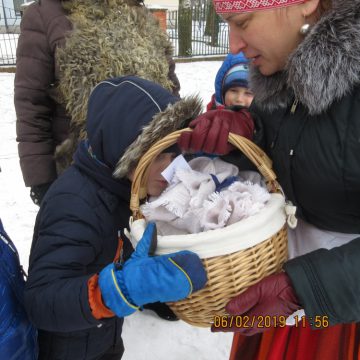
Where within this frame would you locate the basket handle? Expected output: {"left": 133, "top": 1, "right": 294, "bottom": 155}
{"left": 130, "top": 128, "right": 280, "bottom": 218}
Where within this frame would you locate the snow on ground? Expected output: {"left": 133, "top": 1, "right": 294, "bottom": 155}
{"left": 0, "top": 61, "right": 234, "bottom": 360}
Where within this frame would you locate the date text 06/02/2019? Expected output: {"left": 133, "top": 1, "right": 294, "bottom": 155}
{"left": 212, "top": 315, "right": 329, "bottom": 329}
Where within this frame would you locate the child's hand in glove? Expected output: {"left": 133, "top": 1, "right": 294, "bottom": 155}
{"left": 98, "top": 222, "right": 207, "bottom": 317}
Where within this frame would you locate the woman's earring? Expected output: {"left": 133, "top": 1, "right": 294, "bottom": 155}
{"left": 300, "top": 16, "right": 310, "bottom": 35}
{"left": 300, "top": 23, "right": 310, "bottom": 35}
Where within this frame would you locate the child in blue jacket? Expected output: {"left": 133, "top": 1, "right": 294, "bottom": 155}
{"left": 24, "top": 76, "right": 207, "bottom": 360}
{"left": 0, "top": 217, "right": 37, "bottom": 360}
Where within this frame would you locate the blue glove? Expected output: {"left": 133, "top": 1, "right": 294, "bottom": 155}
{"left": 98, "top": 223, "right": 207, "bottom": 317}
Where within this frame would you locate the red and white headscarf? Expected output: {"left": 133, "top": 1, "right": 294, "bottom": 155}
{"left": 214, "top": 0, "right": 305, "bottom": 14}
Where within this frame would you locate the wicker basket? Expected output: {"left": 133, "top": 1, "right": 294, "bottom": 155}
{"left": 129, "top": 130, "right": 288, "bottom": 327}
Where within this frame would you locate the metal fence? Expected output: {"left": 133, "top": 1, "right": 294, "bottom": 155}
{"left": 0, "top": 7, "right": 20, "bottom": 66}
{"left": 0, "top": 4, "right": 229, "bottom": 66}
{"left": 167, "top": 7, "right": 229, "bottom": 57}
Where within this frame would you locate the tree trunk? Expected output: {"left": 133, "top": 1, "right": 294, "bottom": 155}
{"left": 204, "top": 0, "right": 219, "bottom": 46}
{"left": 178, "top": 0, "right": 192, "bottom": 56}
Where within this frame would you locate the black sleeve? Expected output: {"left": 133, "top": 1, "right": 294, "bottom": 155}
{"left": 25, "top": 193, "right": 103, "bottom": 332}
{"left": 284, "top": 236, "right": 360, "bottom": 326}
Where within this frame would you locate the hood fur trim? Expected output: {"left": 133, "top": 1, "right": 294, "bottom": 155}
{"left": 114, "top": 95, "right": 203, "bottom": 178}
{"left": 250, "top": 0, "right": 360, "bottom": 114}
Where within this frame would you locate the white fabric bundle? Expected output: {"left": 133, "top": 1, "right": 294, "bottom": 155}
{"left": 141, "top": 157, "right": 270, "bottom": 235}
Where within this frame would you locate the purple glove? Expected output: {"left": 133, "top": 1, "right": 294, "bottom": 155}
{"left": 211, "top": 272, "right": 301, "bottom": 335}
{"left": 178, "top": 108, "right": 255, "bottom": 155}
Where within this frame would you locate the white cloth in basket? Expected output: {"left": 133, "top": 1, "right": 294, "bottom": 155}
{"left": 141, "top": 157, "right": 270, "bottom": 235}
{"left": 126, "top": 193, "right": 286, "bottom": 259}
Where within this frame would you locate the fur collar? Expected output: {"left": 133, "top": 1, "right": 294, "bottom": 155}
{"left": 114, "top": 95, "right": 203, "bottom": 178}
{"left": 250, "top": 0, "right": 360, "bottom": 114}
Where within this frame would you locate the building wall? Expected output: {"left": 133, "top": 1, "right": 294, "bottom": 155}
{"left": 145, "top": 0, "right": 179, "bottom": 11}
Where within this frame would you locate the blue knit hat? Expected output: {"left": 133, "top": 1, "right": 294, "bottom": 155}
{"left": 222, "top": 63, "right": 249, "bottom": 93}
{"left": 215, "top": 52, "right": 250, "bottom": 105}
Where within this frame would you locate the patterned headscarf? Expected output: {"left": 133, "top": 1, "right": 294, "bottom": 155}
{"left": 214, "top": 0, "right": 305, "bottom": 14}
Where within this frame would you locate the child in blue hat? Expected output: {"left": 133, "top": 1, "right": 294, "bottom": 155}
{"left": 208, "top": 52, "right": 254, "bottom": 110}
{"left": 178, "top": 52, "right": 262, "bottom": 170}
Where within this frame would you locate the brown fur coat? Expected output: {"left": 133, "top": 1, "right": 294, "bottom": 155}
{"left": 55, "top": 0, "right": 179, "bottom": 172}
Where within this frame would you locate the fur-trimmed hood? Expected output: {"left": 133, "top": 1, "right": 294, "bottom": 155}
{"left": 55, "top": 0, "right": 178, "bottom": 172}
{"left": 250, "top": 0, "right": 360, "bottom": 115}
{"left": 74, "top": 76, "right": 202, "bottom": 182}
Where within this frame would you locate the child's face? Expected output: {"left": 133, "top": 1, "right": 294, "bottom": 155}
{"left": 146, "top": 152, "right": 177, "bottom": 197}
{"left": 224, "top": 86, "right": 254, "bottom": 108}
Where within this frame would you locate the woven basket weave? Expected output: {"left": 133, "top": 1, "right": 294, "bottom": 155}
{"left": 130, "top": 129, "right": 288, "bottom": 327}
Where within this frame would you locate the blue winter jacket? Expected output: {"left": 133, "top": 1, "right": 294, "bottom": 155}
{"left": 0, "top": 219, "right": 37, "bottom": 360}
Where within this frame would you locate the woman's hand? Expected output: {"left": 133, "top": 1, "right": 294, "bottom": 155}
{"left": 178, "top": 108, "right": 254, "bottom": 155}
{"left": 211, "top": 272, "right": 301, "bottom": 335}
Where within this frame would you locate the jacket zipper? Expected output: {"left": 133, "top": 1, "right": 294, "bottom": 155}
{"left": 291, "top": 97, "right": 299, "bottom": 114}
{"left": 287, "top": 99, "right": 306, "bottom": 209}
{"left": 270, "top": 97, "right": 298, "bottom": 149}
{"left": 302, "top": 258, "right": 336, "bottom": 320}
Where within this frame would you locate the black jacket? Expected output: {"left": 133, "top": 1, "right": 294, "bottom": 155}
{"left": 249, "top": 0, "right": 360, "bottom": 325}
{"left": 28, "top": 166, "right": 127, "bottom": 359}
{"left": 24, "top": 76, "right": 202, "bottom": 360}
